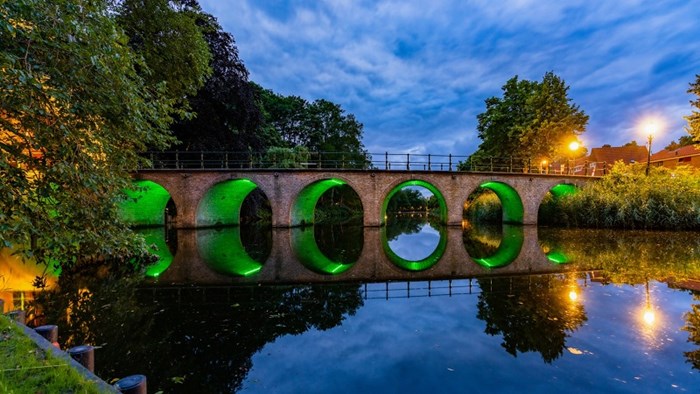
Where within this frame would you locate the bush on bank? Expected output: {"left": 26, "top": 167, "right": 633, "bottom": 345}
{"left": 545, "top": 163, "right": 700, "bottom": 230}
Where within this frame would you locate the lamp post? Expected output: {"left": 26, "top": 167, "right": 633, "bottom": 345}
{"left": 644, "top": 123, "right": 656, "bottom": 176}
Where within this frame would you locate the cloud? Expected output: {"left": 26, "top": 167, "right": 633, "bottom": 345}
{"left": 199, "top": 0, "right": 700, "bottom": 154}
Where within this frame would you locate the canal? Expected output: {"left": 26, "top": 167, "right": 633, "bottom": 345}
{"left": 2, "top": 216, "right": 700, "bottom": 393}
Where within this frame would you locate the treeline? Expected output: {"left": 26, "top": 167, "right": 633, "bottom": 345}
{"left": 116, "top": 0, "right": 367, "bottom": 159}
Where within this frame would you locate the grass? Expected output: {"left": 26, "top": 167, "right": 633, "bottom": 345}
{"left": 0, "top": 315, "right": 108, "bottom": 394}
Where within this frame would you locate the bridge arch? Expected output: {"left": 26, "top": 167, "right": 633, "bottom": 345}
{"left": 292, "top": 227, "right": 356, "bottom": 275}
{"left": 380, "top": 224, "right": 447, "bottom": 271}
{"left": 197, "top": 227, "right": 265, "bottom": 277}
{"left": 472, "top": 181, "right": 524, "bottom": 224}
{"left": 119, "top": 180, "right": 173, "bottom": 226}
{"left": 380, "top": 179, "right": 447, "bottom": 225}
{"left": 196, "top": 178, "right": 262, "bottom": 227}
{"left": 291, "top": 178, "right": 361, "bottom": 226}
{"left": 468, "top": 225, "right": 524, "bottom": 269}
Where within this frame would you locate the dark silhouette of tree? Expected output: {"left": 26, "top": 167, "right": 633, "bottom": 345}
{"left": 686, "top": 74, "right": 700, "bottom": 141}
{"left": 683, "top": 294, "right": 700, "bottom": 369}
{"left": 476, "top": 275, "right": 588, "bottom": 363}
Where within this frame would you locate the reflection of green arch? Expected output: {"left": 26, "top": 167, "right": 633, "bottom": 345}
{"left": 291, "top": 227, "right": 355, "bottom": 275}
{"left": 119, "top": 180, "right": 171, "bottom": 226}
{"left": 546, "top": 249, "right": 571, "bottom": 264}
{"left": 380, "top": 225, "right": 447, "bottom": 271}
{"left": 291, "top": 178, "right": 349, "bottom": 226}
{"left": 381, "top": 180, "right": 447, "bottom": 225}
{"left": 138, "top": 228, "right": 174, "bottom": 278}
{"left": 479, "top": 181, "right": 523, "bottom": 224}
{"left": 471, "top": 225, "right": 524, "bottom": 269}
{"left": 197, "top": 179, "right": 259, "bottom": 227}
{"left": 197, "top": 228, "right": 263, "bottom": 277}
{"left": 550, "top": 183, "right": 578, "bottom": 198}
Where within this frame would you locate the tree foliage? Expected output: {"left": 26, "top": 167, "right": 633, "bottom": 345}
{"left": 169, "top": 2, "right": 264, "bottom": 151}
{"left": 686, "top": 74, "right": 700, "bottom": 141}
{"left": 115, "top": 0, "right": 211, "bottom": 109}
{"left": 254, "top": 83, "right": 368, "bottom": 166}
{"left": 473, "top": 72, "right": 589, "bottom": 161}
{"left": 0, "top": 0, "right": 175, "bottom": 268}
{"left": 665, "top": 135, "right": 695, "bottom": 151}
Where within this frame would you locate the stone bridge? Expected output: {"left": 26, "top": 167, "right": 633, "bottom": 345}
{"left": 121, "top": 169, "right": 595, "bottom": 228}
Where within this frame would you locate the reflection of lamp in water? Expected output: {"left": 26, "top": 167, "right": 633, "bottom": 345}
{"left": 567, "top": 272, "right": 580, "bottom": 303}
{"left": 643, "top": 281, "right": 655, "bottom": 325}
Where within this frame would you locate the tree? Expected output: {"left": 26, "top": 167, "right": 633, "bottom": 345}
{"left": 687, "top": 74, "right": 700, "bottom": 141}
{"left": 115, "top": 0, "right": 212, "bottom": 110}
{"left": 473, "top": 72, "right": 589, "bottom": 161}
{"left": 169, "top": 2, "right": 264, "bottom": 151}
{"left": 254, "top": 83, "right": 368, "bottom": 168}
{"left": 0, "top": 0, "right": 175, "bottom": 268}
{"left": 665, "top": 135, "right": 695, "bottom": 151}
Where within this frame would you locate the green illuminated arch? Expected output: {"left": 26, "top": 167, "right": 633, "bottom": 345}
{"left": 291, "top": 178, "right": 349, "bottom": 226}
{"left": 138, "top": 228, "right": 174, "bottom": 278}
{"left": 380, "top": 225, "right": 447, "bottom": 271}
{"left": 292, "top": 227, "right": 356, "bottom": 275}
{"left": 479, "top": 181, "right": 523, "bottom": 224}
{"left": 381, "top": 180, "right": 447, "bottom": 225}
{"left": 471, "top": 225, "right": 524, "bottom": 269}
{"left": 197, "top": 179, "right": 260, "bottom": 227}
{"left": 550, "top": 183, "right": 578, "bottom": 198}
{"left": 119, "top": 180, "right": 172, "bottom": 226}
{"left": 197, "top": 227, "right": 264, "bottom": 277}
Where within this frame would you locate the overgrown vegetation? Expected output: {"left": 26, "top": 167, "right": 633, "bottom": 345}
{"left": 463, "top": 189, "right": 502, "bottom": 224}
{"left": 0, "top": 315, "right": 105, "bottom": 393}
{"left": 546, "top": 163, "right": 700, "bottom": 229}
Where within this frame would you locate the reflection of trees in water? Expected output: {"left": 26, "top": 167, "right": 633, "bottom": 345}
{"left": 683, "top": 294, "right": 700, "bottom": 369}
{"left": 476, "top": 275, "right": 587, "bottom": 363}
{"left": 32, "top": 265, "right": 364, "bottom": 393}
{"left": 239, "top": 224, "right": 273, "bottom": 263}
{"left": 538, "top": 228, "right": 700, "bottom": 284}
{"left": 462, "top": 223, "right": 502, "bottom": 258}
{"left": 385, "top": 213, "right": 443, "bottom": 241}
{"left": 314, "top": 223, "right": 363, "bottom": 263}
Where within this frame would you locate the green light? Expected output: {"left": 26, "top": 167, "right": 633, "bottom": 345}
{"left": 381, "top": 180, "right": 447, "bottom": 225}
{"left": 292, "top": 227, "right": 356, "bottom": 275}
{"left": 136, "top": 227, "right": 174, "bottom": 277}
{"left": 550, "top": 183, "right": 578, "bottom": 198}
{"left": 197, "top": 227, "right": 264, "bottom": 277}
{"left": 119, "top": 180, "right": 171, "bottom": 226}
{"left": 546, "top": 250, "right": 571, "bottom": 264}
{"left": 197, "top": 179, "right": 259, "bottom": 227}
{"left": 479, "top": 181, "right": 524, "bottom": 224}
{"left": 380, "top": 224, "right": 447, "bottom": 271}
{"left": 291, "top": 178, "right": 349, "bottom": 226}
{"left": 471, "top": 225, "right": 524, "bottom": 269}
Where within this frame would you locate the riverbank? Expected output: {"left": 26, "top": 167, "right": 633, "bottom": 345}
{"left": 0, "top": 314, "right": 114, "bottom": 393}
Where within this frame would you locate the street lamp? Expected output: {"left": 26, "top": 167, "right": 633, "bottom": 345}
{"left": 568, "top": 141, "right": 580, "bottom": 175}
{"left": 644, "top": 123, "right": 656, "bottom": 176}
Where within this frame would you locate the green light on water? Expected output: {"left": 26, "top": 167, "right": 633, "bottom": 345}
{"left": 197, "top": 227, "right": 264, "bottom": 277}
{"left": 137, "top": 227, "right": 174, "bottom": 278}
{"left": 292, "top": 227, "right": 356, "bottom": 275}
{"left": 479, "top": 181, "right": 524, "bottom": 224}
{"left": 291, "top": 178, "right": 349, "bottom": 226}
{"left": 471, "top": 225, "right": 524, "bottom": 269}
{"left": 546, "top": 250, "right": 571, "bottom": 264}
{"left": 197, "top": 179, "right": 259, "bottom": 227}
{"left": 380, "top": 225, "right": 447, "bottom": 271}
{"left": 381, "top": 180, "right": 447, "bottom": 225}
{"left": 119, "top": 180, "right": 171, "bottom": 226}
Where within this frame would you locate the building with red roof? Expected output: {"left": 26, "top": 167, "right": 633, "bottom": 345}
{"left": 649, "top": 144, "right": 700, "bottom": 169}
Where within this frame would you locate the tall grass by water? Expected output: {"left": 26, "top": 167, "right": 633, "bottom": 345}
{"left": 548, "top": 163, "right": 700, "bottom": 230}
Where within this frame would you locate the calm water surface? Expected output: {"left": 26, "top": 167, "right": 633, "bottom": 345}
{"left": 5, "top": 217, "right": 700, "bottom": 393}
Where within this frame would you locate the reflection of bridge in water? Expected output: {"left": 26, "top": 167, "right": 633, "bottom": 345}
{"left": 148, "top": 225, "right": 577, "bottom": 285}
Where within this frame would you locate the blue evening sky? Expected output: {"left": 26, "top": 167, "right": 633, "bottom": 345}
{"left": 198, "top": 0, "right": 700, "bottom": 156}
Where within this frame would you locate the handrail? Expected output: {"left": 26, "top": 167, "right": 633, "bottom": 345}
{"left": 138, "top": 151, "right": 606, "bottom": 175}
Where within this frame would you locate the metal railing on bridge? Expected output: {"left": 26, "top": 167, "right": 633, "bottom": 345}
{"left": 139, "top": 151, "right": 607, "bottom": 175}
